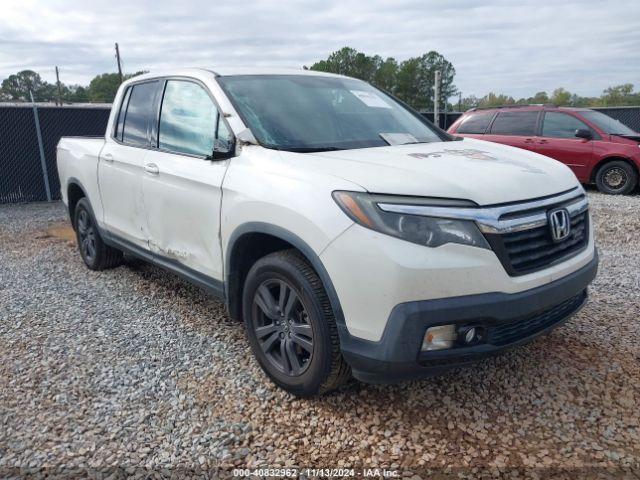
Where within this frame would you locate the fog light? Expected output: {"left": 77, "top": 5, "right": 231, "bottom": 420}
{"left": 458, "top": 326, "right": 483, "bottom": 345}
{"left": 422, "top": 324, "right": 456, "bottom": 351}
{"left": 465, "top": 327, "right": 476, "bottom": 343}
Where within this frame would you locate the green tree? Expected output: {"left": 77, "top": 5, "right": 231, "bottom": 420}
{"left": 455, "top": 85, "right": 639, "bottom": 111}
{"left": 394, "top": 57, "right": 423, "bottom": 108}
{"left": 569, "top": 93, "right": 590, "bottom": 107}
{"left": 395, "top": 51, "right": 457, "bottom": 110}
{"left": 310, "top": 47, "right": 378, "bottom": 82}
{"left": 530, "top": 91, "right": 549, "bottom": 104}
{"left": 470, "top": 92, "right": 516, "bottom": 108}
{"left": 372, "top": 56, "right": 398, "bottom": 93}
{"left": 87, "top": 71, "right": 146, "bottom": 103}
{"left": 550, "top": 88, "right": 572, "bottom": 106}
{"left": 87, "top": 73, "right": 122, "bottom": 102}
{"left": 0, "top": 70, "right": 55, "bottom": 101}
{"left": 310, "top": 47, "right": 456, "bottom": 110}
{"left": 458, "top": 95, "right": 482, "bottom": 110}
{"left": 600, "top": 84, "right": 639, "bottom": 106}
{"left": 64, "top": 85, "right": 90, "bottom": 103}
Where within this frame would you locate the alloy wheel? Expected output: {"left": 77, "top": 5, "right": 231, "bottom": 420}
{"left": 252, "top": 279, "right": 314, "bottom": 376}
{"left": 77, "top": 209, "right": 97, "bottom": 263}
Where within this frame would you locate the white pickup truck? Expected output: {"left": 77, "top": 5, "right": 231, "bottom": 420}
{"left": 57, "top": 68, "right": 598, "bottom": 396}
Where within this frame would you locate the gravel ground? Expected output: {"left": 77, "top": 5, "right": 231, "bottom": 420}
{"left": 0, "top": 193, "right": 639, "bottom": 479}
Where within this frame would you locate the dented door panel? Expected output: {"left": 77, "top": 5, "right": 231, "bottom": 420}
{"left": 141, "top": 149, "right": 229, "bottom": 281}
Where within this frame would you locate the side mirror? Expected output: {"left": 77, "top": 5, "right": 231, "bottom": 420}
{"left": 210, "top": 137, "right": 236, "bottom": 160}
{"left": 575, "top": 129, "right": 592, "bottom": 140}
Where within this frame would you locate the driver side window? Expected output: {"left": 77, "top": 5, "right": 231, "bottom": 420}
{"left": 542, "top": 112, "right": 590, "bottom": 139}
{"left": 159, "top": 80, "right": 224, "bottom": 157}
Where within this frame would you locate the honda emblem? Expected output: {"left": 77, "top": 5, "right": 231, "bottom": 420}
{"left": 548, "top": 208, "right": 571, "bottom": 242}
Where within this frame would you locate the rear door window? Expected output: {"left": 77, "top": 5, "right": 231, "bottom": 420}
{"left": 489, "top": 111, "right": 539, "bottom": 136}
{"left": 114, "top": 87, "right": 131, "bottom": 141}
{"left": 457, "top": 111, "right": 495, "bottom": 134}
{"left": 542, "top": 112, "right": 590, "bottom": 138}
{"left": 122, "top": 81, "right": 159, "bottom": 146}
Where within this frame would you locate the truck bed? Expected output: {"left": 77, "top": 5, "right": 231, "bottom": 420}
{"left": 56, "top": 136, "right": 105, "bottom": 216}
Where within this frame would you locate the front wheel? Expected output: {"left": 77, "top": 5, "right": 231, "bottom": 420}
{"left": 595, "top": 160, "right": 637, "bottom": 194}
{"left": 242, "top": 250, "right": 351, "bottom": 396}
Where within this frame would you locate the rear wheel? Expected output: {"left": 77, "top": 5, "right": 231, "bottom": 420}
{"left": 595, "top": 160, "right": 637, "bottom": 194}
{"left": 74, "top": 198, "right": 123, "bottom": 270}
{"left": 242, "top": 250, "right": 351, "bottom": 396}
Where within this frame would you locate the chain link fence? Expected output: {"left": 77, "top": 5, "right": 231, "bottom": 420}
{"left": 1, "top": 104, "right": 639, "bottom": 204}
{"left": 594, "top": 106, "right": 640, "bottom": 131}
{"left": 421, "top": 112, "right": 463, "bottom": 130}
{"left": 0, "top": 104, "right": 110, "bottom": 204}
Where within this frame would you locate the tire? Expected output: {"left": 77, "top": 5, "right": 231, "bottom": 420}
{"left": 242, "top": 249, "right": 351, "bottom": 396}
{"left": 595, "top": 160, "right": 638, "bottom": 195}
{"left": 74, "top": 198, "right": 123, "bottom": 271}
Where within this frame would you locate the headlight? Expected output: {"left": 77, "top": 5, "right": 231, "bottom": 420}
{"left": 332, "top": 191, "right": 490, "bottom": 249}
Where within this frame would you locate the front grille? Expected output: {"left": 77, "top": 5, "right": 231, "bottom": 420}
{"left": 485, "top": 200, "right": 589, "bottom": 276}
{"left": 487, "top": 291, "right": 586, "bottom": 346}
{"left": 504, "top": 211, "right": 588, "bottom": 272}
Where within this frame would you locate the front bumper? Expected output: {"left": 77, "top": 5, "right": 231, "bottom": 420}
{"left": 338, "top": 251, "right": 598, "bottom": 384}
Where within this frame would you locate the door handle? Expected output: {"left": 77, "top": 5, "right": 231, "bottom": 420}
{"left": 538, "top": 139, "right": 549, "bottom": 144}
{"left": 523, "top": 138, "right": 534, "bottom": 143}
{"left": 103, "top": 153, "right": 114, "bottom": 162}
{"left": 144, "top": 163, "right": 159, "bottom": 175}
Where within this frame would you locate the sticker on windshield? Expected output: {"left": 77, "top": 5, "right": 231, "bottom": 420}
{"left": 380, "top": 133, "right": 418, "bottom": 145}
{"left": 350, "top": 90, "right": 392, "bottom": 108}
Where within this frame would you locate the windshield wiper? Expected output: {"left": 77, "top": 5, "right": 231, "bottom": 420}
{"left": 615, "top": 133, "right": 640, "bottom": 140}
{"left": 277, "top": 146, "right": 343, "bottom": 153}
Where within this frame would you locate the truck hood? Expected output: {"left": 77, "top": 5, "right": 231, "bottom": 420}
{"left": 300, "top": 137, "right": 580, "bottom": 206}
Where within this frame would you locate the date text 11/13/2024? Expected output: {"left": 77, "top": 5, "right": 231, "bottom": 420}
{"left": 232, "top": 467, "right": 400, "bottom": 477}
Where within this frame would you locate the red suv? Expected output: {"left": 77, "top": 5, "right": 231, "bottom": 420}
{"left": 448, "top": 106, "right": 640, "bottom": 194}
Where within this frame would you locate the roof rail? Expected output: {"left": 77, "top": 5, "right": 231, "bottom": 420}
{"left": 466, "top": 104, "right": 559, "bottom": 112}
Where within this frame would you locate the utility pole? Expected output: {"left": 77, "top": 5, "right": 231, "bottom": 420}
{"left": 55, "top": 66, "right": 62, "bottom": 106}
{"left": 458, "top": 92, "right": 462, "bottom": 112}
{"left": 433, "top": 70, "right": 441, "bottom": 128}
{"left": 115, "top": 42, "right": 123, "bottom": 84}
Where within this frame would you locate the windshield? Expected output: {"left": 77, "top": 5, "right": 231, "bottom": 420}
{"left": 581, "top": 110, "right": 636, "bottom": 135}
{"left": 217, "top": 75, "right": 445, "bottom": 152}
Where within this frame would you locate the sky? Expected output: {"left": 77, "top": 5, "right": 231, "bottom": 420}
{"left": 1, "top": 0, "right": 639, "bottom": 100}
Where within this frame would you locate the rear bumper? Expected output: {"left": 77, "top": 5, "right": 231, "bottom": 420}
{"left": 338, "top": 251, "right": 598, "bottom": 384}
